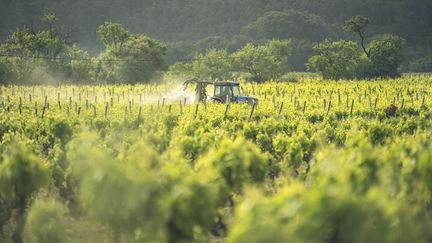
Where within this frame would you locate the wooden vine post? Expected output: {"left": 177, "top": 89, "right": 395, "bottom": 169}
{"left": 224, "top": 103, "right": 230, "bottom": 118}
{"left": 302, "top": 101, "right": 307, "bottom": 114}
{"left": 326, "top": 100, "right": 332, "bottom": 116}
{"left": 248, "top": 102, "right": 256, "bottom": 121}
{"left": 278, "top": 102, "right": 284, "bottom": 115}
{"left": 194, "top": 103, "right": 199, "bottom": 119}
{"left": 104, "top": 102, "right": 109, "bottom": 118}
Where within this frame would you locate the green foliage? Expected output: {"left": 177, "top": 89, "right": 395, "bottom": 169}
{"left": 171, "top": 39, "right": 291, "bottom": 82}
{"left": 24, "top": 196, "right": 67, "bottom": 243}
{"left": 99, "top": 33, "right": 167, "bottom": 84}
{"left": 228, "top": 141, "right": 431, "bottom": 243}
{"left": 367, "top": 123, "right": 392, "bottom": 146}
{"left": 309, "top": 33, "right": 406, "bottom": 80}
{"left": 1, "top": 0, "right": 431, "bottom": 72}
{"left": 227, "top": 185, "right": 395, "bottom": 243}
{"left": 0, "top": 142, "right": 50, "bottom": 209}
{"left": 193, "top": 49, "right": 232, "bottom": 80}
{"left": 406, "top": 54, "right": 432, "bottom": 72}
{"left": 97, "top": 22, "right": 130, "bottom": 48}
{"left": 173, "top": 49, "right": 233, "bottom": 80}
{"left": 245, "top": 10, "right": 333, "bottom": 41}
{"left": 368, "top": 34, "right": 406, "bottom": 78}
{"left": 0, "top": 142, "right": 50, "bottom": 242}
{"left": 166, "top": 174, "right": 219, "bottom": 242}
{"left": 67, "top": 44, "right": 95, "bottom": 83}
{"left": 195, "top": 36, "right": 230, "bottom": 53}
{"left": 0, "top": 77, "right": 432, "bottom": 241}
{"left": 0, "top": 56, "right": 18, "bottom": 83}
{"left": 273, "top": 132, "right": 315, "bottom": 172}
{"left": 307, "top": 39, "right": 361, "bottom": 80}
{"left": 309, "top": 16, "right": 406, "bottom": 80}
{"left": 69, "top": 135, "right": 168, "bottom": 241}
{"left": 232, "top": 40, "right": 292, "bottom": 82}
{"left": 344, "top": 16, "right": 370, "bottom": 35}
{"left": 197, "top": 137, "right": 268, "bottom": 193}
{"left": 0, "top": 14, "right": 95, "bottom": 84}
{"left": 0, "top": 18, "right": 166, "bottom": 84}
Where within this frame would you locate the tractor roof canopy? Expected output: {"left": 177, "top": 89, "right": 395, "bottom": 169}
{"left": 214, "top": 81, "right": 239, "bottom": 86}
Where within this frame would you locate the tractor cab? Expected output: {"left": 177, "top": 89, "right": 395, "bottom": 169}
{"left": 211, "top": 81, "right": 258, "bottom": 105}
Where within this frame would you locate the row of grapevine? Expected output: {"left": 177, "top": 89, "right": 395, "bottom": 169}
{"left": 0, "top": 76, "right": 431, "bottom": 242}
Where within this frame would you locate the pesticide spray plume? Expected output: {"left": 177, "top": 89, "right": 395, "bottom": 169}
{"left": 138, "top": 74, "right": 198, "bottom": 105}
{"left": 140, "top": 84, "right": 196, "bottom": 105}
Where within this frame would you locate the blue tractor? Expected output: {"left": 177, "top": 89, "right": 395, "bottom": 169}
{"left": 184, "top": 79, "right": 258, "bottom": 105}
{"left": 211, "top": 81, "right": 258, "bottom": 105}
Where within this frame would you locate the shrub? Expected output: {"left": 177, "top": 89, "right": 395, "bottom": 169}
{"left": 196, "top": 137, "right": 268, "bottom": 194}
{"left": 24, "top": 197, "right": 67, "bottom": 243}
{"left": 0, "top": 142, "right": 50, "bottom": 242}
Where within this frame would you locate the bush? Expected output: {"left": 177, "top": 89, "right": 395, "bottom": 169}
{"left": 226, "top": 184, "right": 416, "bottom": 243}
{"left": 0, "top": 142, "right": 50, "bottom": 242}
{"left": 196, "top": 137, "right": 268, "bottom": 194}
{"left": 0, "top": 142, "right": 50, "bottom": 211}
{"left": 308, "top": 22, "right": 405, "bottom": 80}
{"left": 24, "top": 197, "right": 67, "bottom": 243}
{"left": 68, "top": 135, "right": 168, "bottom": 242}
{"left": 367, "top": 124, "right": 392, "bottom": 145}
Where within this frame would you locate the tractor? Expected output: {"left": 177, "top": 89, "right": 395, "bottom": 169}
{"left": 211, "top": 81, "right": 258, "bottom": 104}
{"left": 184, "top": 79, "right": 258, "bottom": 105}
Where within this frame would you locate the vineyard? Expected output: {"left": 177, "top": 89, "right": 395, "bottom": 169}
{"left": 1, "top": 75, "right": 432, "bottom": 242}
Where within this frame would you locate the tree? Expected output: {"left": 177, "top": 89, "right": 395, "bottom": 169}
{"left": 97, "top": 22, "right": 130, "bottom": 48}
{"left": 406, "top": 54, "right": 432, "bottom": 72}
{"left": 368, "top": 34, "right": 406, "bottom": 78}
{"left": 288, "top": 38, "right": 314, "bottom": 71}
{"left": 0, "top": 56, "right": 19, "bottom": 84}
{"left": 227, "top": 35, "right": 253, "bottom": 52}
{"left": 344, "top": 16, "right": 406, "bottom": 78}
{"left": 0, "top": 14, "right": 93, "bottom": 84}
{"left": 307, "top": 39, "right": 362, "bottom": 80}
{"left": 67, "top": 44, "right": 95, "bottom": 83}
{"left": 166, "top": 41, "right": 196, "bottom": 65}
{"left": 195, "top": 36, "right": 230, "bottom": 53}
{"left": 266, "top": 39, "right": 292, "bottom": 71}
{"left": 245, "top": 10, "right": 333, "bottom": 42}
{"left": 192, "top": 49, "right": 233, "bottom": 80}
{"left": 98, "top": 32, "right": 167, "bottom": 84}
{"left": 344, "top": 16, "right": 371, "bottom": 58}
{"left": 232, "top": 40, "right": 292, "bottom": 82}
{"left": 169, "top": 49, "right": 233, "bottom": 81}
{"left": 42, "top": 13, "right": 58, "bottom": 38}
{"left": 310, "top": 16, "right": 406, "bottom": 80}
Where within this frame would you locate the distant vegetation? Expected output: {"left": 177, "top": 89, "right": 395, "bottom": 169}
{"left": 0, "top": 13, "right": 409, "bottom": 84}
{"left": 308, "top": 16, "right": 406, "bottom": 80}
{"left": 0, "top": 16, "right": 167, "bottom": 84}
{"left": 169, "top": 39, "right": 292, "bottom": 82}
{"left": 1, "top": 0, "right": 431, "bottom": 72}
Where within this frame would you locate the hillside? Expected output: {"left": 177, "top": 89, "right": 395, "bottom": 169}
{"left": 1, "top": 0, "right": 431, "bottom": 70}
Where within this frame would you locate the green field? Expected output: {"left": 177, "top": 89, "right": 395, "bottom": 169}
{"left": 1, "top": 76, "right": 432, "bottom": 242}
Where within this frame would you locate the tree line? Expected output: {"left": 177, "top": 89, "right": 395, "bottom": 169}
{"left": 0, "top": 16, "right": 166, "bottom": 84}
{"left": 0, "top": 14, "right": 407, "bottom": 84}
{"left": 1, "top": 0, "right": 431, "bottom": 72}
